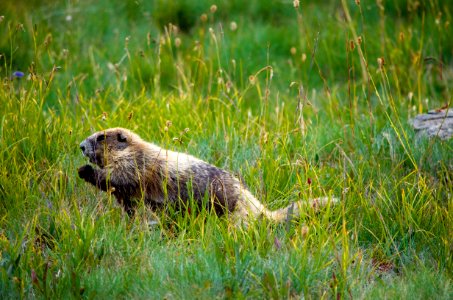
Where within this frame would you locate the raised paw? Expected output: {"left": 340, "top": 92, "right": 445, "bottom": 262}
{"left": 77, "top": 164, "right": 95, "bottom": 180}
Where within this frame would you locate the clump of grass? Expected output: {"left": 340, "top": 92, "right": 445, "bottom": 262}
{"left": 0, "top": 0, "right": 452, "bottom": 298}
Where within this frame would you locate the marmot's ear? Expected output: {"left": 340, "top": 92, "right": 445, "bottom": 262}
{"left": 117, "top": 132, "right": 127, "bottom": 142}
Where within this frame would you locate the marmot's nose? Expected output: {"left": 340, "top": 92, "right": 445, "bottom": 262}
{"left": 79, "top": 141, "right": 86, "bottom": 154}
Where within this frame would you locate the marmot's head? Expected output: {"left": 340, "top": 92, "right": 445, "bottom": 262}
{"left": 79, "top": 128, "right": 141, "bottom": 168}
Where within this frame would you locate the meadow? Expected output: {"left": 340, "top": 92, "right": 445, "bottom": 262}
{"left": 0, "top": 0, "right": 452, "bottom": 298}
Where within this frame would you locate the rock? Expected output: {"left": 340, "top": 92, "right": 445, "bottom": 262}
{"left": 410, "top": 108, "right": 453, "bottom": 140}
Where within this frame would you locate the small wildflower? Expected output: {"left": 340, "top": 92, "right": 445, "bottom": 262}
{"left": 200, "top": 14, "right": 208, "bottom": 22}
{"left": 210, "top": 5, "right": 217, "bottom": 14}
{"left": 65, "top": 15, "right": 72, "bottom": 22}
{"left": 293, "top": 0, "right": 300, "bottom": 8}
{"left": 307, "top": 178, "right": 312, "bottom": 185}
{"left": 248, "top": 75, "right": 256, "bottom": 85}
{"left": 290, "top": 47, "right": 297, "bottom": 55}
{"left": 229, "top": 21, "right": 237, "bottom": 31}
{"left": 12, "top": 71, "right": 24, "bottom": 78}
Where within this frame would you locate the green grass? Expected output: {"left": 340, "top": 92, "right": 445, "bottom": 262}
{"left": 0, "top": 0, "right": 452, "bottom": 298}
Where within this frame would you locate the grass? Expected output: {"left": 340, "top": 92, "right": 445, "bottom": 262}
{"left": 0, "top": 0, "right": 452, "bottom": 298}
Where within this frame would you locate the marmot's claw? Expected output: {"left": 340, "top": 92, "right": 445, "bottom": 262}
{"left": 78, "top": 164, "right": 94, "bottom": 179}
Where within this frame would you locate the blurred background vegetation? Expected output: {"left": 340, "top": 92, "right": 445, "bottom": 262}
{"left": 1, "top": 0, "right": 451, "bottom": 104}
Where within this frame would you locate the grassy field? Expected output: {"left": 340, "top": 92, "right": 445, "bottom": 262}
{"left": 0, "top": 0, "right": 452, "bottom": 298}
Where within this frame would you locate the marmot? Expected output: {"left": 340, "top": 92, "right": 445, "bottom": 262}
{"left": 78, "top": 128, "right": 337, "bottom": 224}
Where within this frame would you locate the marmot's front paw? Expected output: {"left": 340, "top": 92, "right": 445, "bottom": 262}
{"left": 78, "top": 164, "right": 94, "bottom": 180}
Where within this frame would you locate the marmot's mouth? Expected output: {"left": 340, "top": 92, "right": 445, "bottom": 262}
{"left": 83, "top": 153, "right": 103, "bottom": 168}
{"left": 90, "top": 157, "right": 103, "bottom": 168}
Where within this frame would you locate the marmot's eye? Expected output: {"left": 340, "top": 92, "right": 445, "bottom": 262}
{"left": 96, "top": 135, "right": 105, "bottom": 142}
{"left": 117, "top": 133, "right": 127, "bottom": 143}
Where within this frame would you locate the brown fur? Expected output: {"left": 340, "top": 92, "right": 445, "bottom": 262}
{"left": 78, "top": 128, "right": 338, "bottom": 223}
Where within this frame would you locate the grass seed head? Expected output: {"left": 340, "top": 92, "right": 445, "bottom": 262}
{"left": 200, "top": 14, "right": 208, "bottom": 22}
{"left": 230, "top": 21, "right": 237, "bottom": 31}
{"left": 301, "top": 53, "right": 307, "bottom": 62}
{"left": 377, "top": 57, "right": 385, "bottom": 69}
{"left": 174, "top": 37, "right": 181, "bottom": 48}
{"left": 301, "top": 226, "right": 309, "bottom": 237}
{"left": 210, "top": 5, "right": 217, "bottom": 14}
{"left": 293, "top": 0, "right": 300, "bottom": 9}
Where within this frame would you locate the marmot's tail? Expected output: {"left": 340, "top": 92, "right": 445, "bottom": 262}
{"left": 263, "top": 196, "right": 339, "bottom": 222}
{"left": 232, "top": 186, "right": 339, "bottom": 224}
